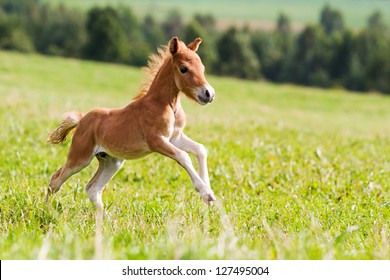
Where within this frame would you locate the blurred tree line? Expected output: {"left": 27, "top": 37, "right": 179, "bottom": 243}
{"left": 1, "top": 0, "right": 389, "bottom": 93}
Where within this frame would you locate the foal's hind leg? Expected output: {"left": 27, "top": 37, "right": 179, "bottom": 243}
{"left": 46, "top": 158, "right": 93, "bottom": 202}
{"left": 46, "top": 140, "right": 96, "bottom": 202}
{"left": 85, "top": 153, "right": 124, "bottom": 209}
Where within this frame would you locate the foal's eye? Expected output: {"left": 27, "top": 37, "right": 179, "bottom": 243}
{"left": 179, "top": 66, "right": 188, "bottom": 74}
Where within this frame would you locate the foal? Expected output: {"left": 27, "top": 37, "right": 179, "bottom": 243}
{"left": 46, "top": 37, "right": 216, "bottom": 209}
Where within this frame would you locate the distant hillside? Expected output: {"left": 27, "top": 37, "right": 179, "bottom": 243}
{"left": 42, "top": 0, "right": 390, "bottom": 29}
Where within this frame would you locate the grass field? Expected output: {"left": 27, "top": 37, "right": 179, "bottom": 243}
{"left": 1, "top": 50, "right": 390, "bottom": 259}
{"left": 42, "top": 0, "right": 390, "bottom": 29}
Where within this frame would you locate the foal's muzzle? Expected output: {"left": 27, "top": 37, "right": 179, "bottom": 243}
{"left": 197, "top": 85, "right": 215, "bottom": 105}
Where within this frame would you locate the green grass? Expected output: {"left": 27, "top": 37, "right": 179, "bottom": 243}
{"left": 42, "top": 0, "right": 390, "bottom": 29}
{"left": 1, "top": 50, "right": 390, "bottom": 259}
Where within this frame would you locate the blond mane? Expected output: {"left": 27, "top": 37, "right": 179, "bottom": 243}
{"left": 134, "top": 45, "right": 171, "bottom": 100}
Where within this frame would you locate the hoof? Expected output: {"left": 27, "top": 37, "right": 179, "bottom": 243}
{"left": 45, "top": 188, "right": 54, "bottom": 204}
{"left": 202, "top": 192, "right": 216, "bottom": 206}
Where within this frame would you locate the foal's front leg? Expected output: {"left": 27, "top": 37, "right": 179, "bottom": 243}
{"left": 171, "top": 133, "right": 211, "bottom": 189}
{"left": 148, "top": 136, "right": 216, "bottom": 204}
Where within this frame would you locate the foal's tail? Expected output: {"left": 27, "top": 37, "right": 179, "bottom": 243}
{"left": 47, "top": 112, "right": 83, "bottom": 144}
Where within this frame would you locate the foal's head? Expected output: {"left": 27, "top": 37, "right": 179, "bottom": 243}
{"left": 169, "top": 37, "right": 215, "bottom": 105}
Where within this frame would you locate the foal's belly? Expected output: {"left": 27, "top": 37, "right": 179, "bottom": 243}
{"left": 112, "top": 148, "right": 152, "bottom": 160}
{"left": 97, "top": 143, "right": 151, "bottom": 160}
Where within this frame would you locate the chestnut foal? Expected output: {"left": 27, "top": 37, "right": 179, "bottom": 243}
{"left": 46, "top": 37, "right": 216, "bottom": 209}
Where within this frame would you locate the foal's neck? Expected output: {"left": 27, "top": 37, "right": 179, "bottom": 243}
{"left": 146, "top": 59, "right": 181, "bottom": 111}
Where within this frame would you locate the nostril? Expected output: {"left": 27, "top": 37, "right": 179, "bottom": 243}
{"left": 205, "top": 90, "right": 210, "bottom": 98}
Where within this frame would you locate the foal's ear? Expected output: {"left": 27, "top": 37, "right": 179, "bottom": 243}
{"left": 169, "top": 37, "right": 181, "bottom": 55}
{"left": 187, "top": 37, "right": 202, "bottom": 52}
